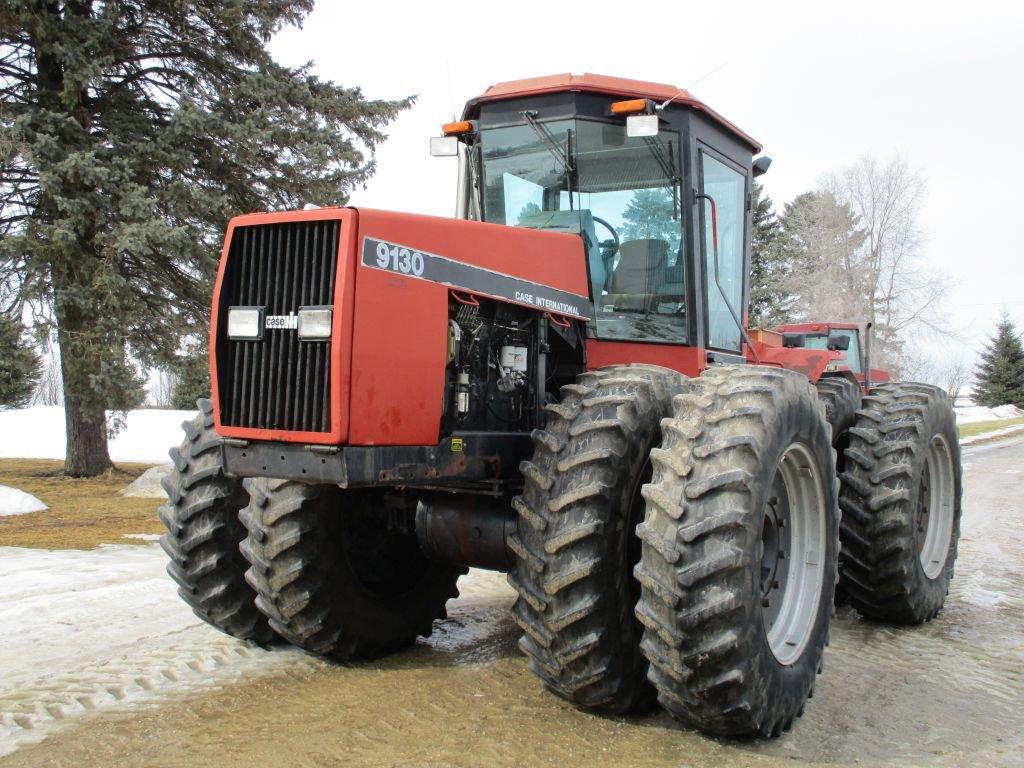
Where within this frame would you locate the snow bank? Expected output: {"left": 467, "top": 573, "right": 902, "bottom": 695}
{"left": 955, "top": 404, "right": 1024, "bottom": 424}
{"left": 0, "top": 484, "right": 48, "bottom": 516}
{"left": 991, "top": 404, "right": 1024, "bottom": 419}
{"left": 0, "top": 406, "right": 196, "bottom": 463}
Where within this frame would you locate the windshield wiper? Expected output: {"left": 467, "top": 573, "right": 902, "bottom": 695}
{"left": 521, "top": 110, "right": 576, "bottom": 210}
{"left": 521, "top": 111, "right": 574, "bottom": 174}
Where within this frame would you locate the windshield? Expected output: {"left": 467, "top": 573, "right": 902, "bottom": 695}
{"left": 480, "top": 120, "right": 686, "bottom": 344}
{"left": 804, "top": 329, "right": 862, "bottom": 372}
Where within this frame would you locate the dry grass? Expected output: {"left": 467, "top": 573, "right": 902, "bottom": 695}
{"left": 958, "top": 416, "right": 1024, "bottom": 439}
{"left": 0, "top": 459, "right": 164, "bottom": 550}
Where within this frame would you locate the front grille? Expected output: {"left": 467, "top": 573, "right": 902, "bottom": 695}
{"left": 217, "top": 219, "right": 341, "bottom": 433}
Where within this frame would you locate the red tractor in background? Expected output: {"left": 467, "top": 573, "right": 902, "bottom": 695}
{"left": 159, "top": 74, "right": 962, "bottom": 737}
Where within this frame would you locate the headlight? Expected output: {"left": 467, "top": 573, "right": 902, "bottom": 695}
{"left": 298, "top": 306, "right": 332, "bottom": 340}
{"left": 227, "top": 307, "right": 262, "bottom": 340}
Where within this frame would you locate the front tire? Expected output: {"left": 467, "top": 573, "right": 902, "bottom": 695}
{"left": 240, "top": 480, "right": 464, "bottom": 659}
{"left": 508, "top": 364, "right": 686, "bottom": 714}
{"left": 838, "top": 383, "right": 962, "bottom": 623}
{"left": 157, "top": 398, "right": 274, "bottom": 643}
{"left": 635, "top": 367, "right": 839, "bottom": 737}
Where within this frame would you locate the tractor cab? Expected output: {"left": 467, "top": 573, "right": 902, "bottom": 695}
{"left": 434, "top": 74, "right": 767, "bottom": 362}
{"left": 777, "top": 322, "right": 864, "bottom": 373}
{"left": 773, "top": 321, "right": 891, "bottom": 388}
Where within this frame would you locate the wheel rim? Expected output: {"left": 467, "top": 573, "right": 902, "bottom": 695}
{"left": 917, "top": 434, "right": 955, "bottom": 579}
{"left": 761, "top": 443, "right": 827, "bottom": 665}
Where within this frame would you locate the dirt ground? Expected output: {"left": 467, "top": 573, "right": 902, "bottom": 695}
{"left": 0, "top": 459, "right": 163, "bottom": 549}
{"left": 1, "top": 439, "right": 1022, "bottom": 767}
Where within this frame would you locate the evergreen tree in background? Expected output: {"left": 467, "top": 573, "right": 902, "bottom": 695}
{"left": 974, "top": 314, "right": 1024, "bottom": 407}
{"left": 0, "top": 313, "right": 40, "bottom": 407}
{"left": 621, "top": 188, "right": 681, "bottom": 253}
{"left": 170, "top": 344, "right": 210, "bottom": 411}
{"left": 1, "top": 2, "right": 410, "bottom": 475}
{"left": 748, "top": 182, "right": 792, "bottom": 327}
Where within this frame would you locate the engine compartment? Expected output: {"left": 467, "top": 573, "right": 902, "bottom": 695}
{"left": 441, "top": 295, "right": 584, "bottom": 435}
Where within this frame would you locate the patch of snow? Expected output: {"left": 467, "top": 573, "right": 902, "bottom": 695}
{"left": 964, "top": 586, "right": 1009, "bottom": 608}
{"left": 991, "top": 404, "right": 1024, "bottom": 419}
{"left": 121, "top": 533, "right": 161, "bottom": 541}
{"left": 0, "top": 485, "right": 47, "bottom": 516}
{"left": 0, "top": 406, "right": 195, "bottom": 463}
{"left": 120, "top": 463, "right": 173, "bottom": 499}
{"left": 955, "top": 404, "right": 1024, "bottom": 424}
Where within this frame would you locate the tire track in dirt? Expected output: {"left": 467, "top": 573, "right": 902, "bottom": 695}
{"left": 0, "top": 545, "right": 318, "bottom": 756}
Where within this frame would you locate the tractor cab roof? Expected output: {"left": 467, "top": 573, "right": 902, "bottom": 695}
{"left": 463, "top": 73, "right": 761, "bottom": 153}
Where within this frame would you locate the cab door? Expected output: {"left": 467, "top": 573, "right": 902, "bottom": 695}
{"left": 697, "top": 147, "right": 748, "bottom": 353}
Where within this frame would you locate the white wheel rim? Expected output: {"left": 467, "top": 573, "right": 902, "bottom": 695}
{"left": 762, "top": 443, "right": 827, "bottom": 666}
{"left": 918, "top": 434, "right": 955, "bottom": 579}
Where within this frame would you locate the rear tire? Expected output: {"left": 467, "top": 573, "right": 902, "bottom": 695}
{"left": 240, "top": 480, "right": 464, "bottom": 659}
{"left": 635, "top": 367, "right": 839, "bottom": 737}
{"left": 816, "top": 375, "right": 862, "bottom": 607}
{"left": 838, "top": 383, "right": 962, "bottom": 623}
{"left": 508, "top": 364, "right": 687, "bottom": 714}
{"left": 816, "top": 376, "right": 861, "bottom": 463}
{"left": 157, "top": 398, "right": 274, "bottom": 643}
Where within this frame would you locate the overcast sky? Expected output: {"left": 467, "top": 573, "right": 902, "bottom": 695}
{"left": 270, "top": 1, "right": 1023, "bottom": 366}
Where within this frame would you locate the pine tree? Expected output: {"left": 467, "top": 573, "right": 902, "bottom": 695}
{"left": 620, "top": 188, "right": 681, "bottom": 253}
{"left": 170, "top": 344, "right": 210, "bottom": 411}
{"left": 748, "top": 182, "right": 792, "bottom": 327}
{"left": 0, "top": 313, "right": 40, "bottom": 408}
{"left": 1, "top": 3, "right": 410, "bottom": 475}
{"left": 974, "top": 314, "right": 1024, "bottom": 407}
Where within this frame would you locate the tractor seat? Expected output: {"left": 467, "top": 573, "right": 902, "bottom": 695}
{"left": 603, "top": 238, "right": 669, "bottom": 312}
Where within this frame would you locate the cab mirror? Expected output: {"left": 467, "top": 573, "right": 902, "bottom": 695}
{"left": 753, "top": 156, "right": 773, "bottom": 177}
{"left": 626, "top": 114, "right": 659, "bottom": 138}
{"left": 827, "top": 334, "right": 851, "bottom": 351}
{"left": 430, "top": 136, "right": 459, "bottom": 157}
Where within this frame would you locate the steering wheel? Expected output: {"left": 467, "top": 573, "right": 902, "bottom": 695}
{"left": 592, "top": 216, "right": 620, "bottom": 255}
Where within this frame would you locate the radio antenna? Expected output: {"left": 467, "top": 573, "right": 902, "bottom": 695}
{"left": 445, "top": 59, "right": 457, "bottom": 121}
{"left": 655, "top": 62, "right": 728, "bottom": 111}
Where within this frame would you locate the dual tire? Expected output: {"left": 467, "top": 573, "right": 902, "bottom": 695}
{"left": 838, "top": 383, "right": 962, "bottom": 623}
{"left": 509, "top": 364, "right": 840, "bottom": 736}
{"left": 158, "top": 399, "right": 274, "bottom": 644}
{"left": 158, "top": 400, "right": 462, "bottom": 659}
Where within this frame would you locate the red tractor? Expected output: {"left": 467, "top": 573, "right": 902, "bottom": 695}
{"left": 159, "top": 74, "right": 962, "bottom": 737}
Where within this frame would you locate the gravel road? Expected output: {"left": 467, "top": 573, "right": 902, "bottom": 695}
{"left": 1, "top": 438, "right": 1022, "bottom": 767}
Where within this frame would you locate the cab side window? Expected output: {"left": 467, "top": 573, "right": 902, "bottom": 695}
{"left": 700, "top": 152, "right": 747, "bottom": 351}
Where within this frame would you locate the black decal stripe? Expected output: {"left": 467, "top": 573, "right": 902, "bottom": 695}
{"left": 361, "top": 237, "right": 593, "bottom": 320}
